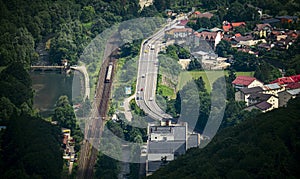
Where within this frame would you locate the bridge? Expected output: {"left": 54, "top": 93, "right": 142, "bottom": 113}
{"left": 30, "top": 65, "right": 65, "bottom": 71}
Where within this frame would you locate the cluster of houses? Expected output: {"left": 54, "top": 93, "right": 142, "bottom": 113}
{"left": 62, "top": 128, "right": 77, "bottom": 174}
{"left": 164, "top": 10, "right": 299, "bottom": 70}
{"left": 232, "top": 74, "right": 300, "bottom": 112}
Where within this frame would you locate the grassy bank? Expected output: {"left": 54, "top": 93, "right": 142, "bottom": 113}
{"left": 177, "top": 71, "right": 254, "bottom": 93}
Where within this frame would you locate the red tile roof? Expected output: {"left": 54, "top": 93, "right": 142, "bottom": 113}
{"left": 194, "top": 11, "right": 201, "bottom": 15}
{"left": 290, "top": 74, "right": 300, "bottom": 82}
{"left": 232, "top": 76, "right": 257, "bottom": 86}
{"left": 270, "top": 74, "right": 300, "bottom": 85}
{"left": 235, "top": 33, "right": 242, "bottom": 37}
{"left": 231, "top": 22, "right": 246, "bottom": 27}
{"left": 286, "top": 82, "right": 300, "bottom": 89}
{"left": 195, "top": 31, "right": 217, "bottom": 39}
{"left": 270, "top": 77, "right": 294, "bottom": 85}
{"left": 223, "top": 24, "right": 232, "bottom": 32}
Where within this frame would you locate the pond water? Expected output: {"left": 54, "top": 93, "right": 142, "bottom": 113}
{"left": 31, "top": 71, "right": 83, "bottom": 117}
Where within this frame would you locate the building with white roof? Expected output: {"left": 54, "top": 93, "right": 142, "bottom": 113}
{"left": 145, "top": 120, "right": 200, "bottom": 176}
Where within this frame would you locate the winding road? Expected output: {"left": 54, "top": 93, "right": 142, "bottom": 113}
{"left": 135, "top": 20, "right": 179, "bottom": 120}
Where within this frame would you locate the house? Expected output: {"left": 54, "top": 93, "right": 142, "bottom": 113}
{"left": 190, "top": 11, "right": 214, "bottom": 19}
{"left": 61, "top": 128, "right": 76, "bottom": 173}
{"left": 286, "top": 82, "right": 300, "bottom": 89}
{"left": 165, "top": 28, "right": 193, "bottom": 39}
{"left": 235, "top": 86, "right": 263, "bottom": 106}
{"left": 262, "top": 83, "right": 285, "bottom": 96}
{"left": 246, "top": 93, "right": 278, "bottom": 112}
{"left": 178, "top": 19, "right": 189, "bottom": 26}
{"left": 222, "top": 21, "right": 246, "bottom": 32}
{"left": 276, "top": 16, "right": 298, "bottom": 23}
{"left": 232, "top": 76, "right": 264, "bottom": 89}
{"left": 210, "top": 27, "right": 223, "bottom": 32}
{"left": 145, "top": 120, "right": 200, "bottom": 176}
{"left": 231, "top": 22, "right": 246, "bottom": 28}
{"left": 231, "top": 35, "right": 254, "bottom": 44}
{"left": 257, "top": 43, "right": 273, "bottom": 51}
{"left": 278, "top": 88, "right": 300, "bottom": 107}
{"left": 262, "top": 18, "right": 281, "bottom": 26}
{"left": 236, "top": 47, "right": 258, "bottom": 56}
{"left": 245, "top": 101, "right": 273, "bottom": 113}
{"left": 270, "top": 74, "right": 300, "bottom": 85}
{"left": 254, "top": 23, "right": 272, "bottom": 38}
{"left": 286, "top": 30, "right": 300, "bottom": 40}
{"left": 239, "top": 39, "right": 267, "bottom": 47}
{"left": 222, "top": 23, "right": 232, "bottom": 32}
{"left": 193, "top": 31, "right": 223, "bottom": 49}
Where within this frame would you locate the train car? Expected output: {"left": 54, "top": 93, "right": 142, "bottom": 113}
{"left": 105, "top": 62, "right": 113, "bottom": 83}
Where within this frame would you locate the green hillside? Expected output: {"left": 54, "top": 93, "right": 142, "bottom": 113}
{"left": 150, "top": 97, "right": 300, "bottom": 178}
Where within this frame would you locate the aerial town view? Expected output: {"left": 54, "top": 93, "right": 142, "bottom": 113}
{"left": 0, "top": 0, "right": 300, "bottom": 178}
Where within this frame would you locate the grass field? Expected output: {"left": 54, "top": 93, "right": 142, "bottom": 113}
{"left": 177, "top": 71, "right": 254, "bottom": 93}
{"left": 157, "top": 84, "right": 174, "bottom": 98}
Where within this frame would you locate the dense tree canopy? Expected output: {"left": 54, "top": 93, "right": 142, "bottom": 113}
{"left": 0, "top": 112, "right": 63, "bottom": 178}
{"left": 151, "top": 97, "right": 300, "bottom": 178}
{"left": 254, "top": 61, "right": 282, "bottom": 83}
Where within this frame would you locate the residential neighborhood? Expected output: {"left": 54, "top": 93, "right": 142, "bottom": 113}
{"left": 62, "top": 128, "right": 77, "bottom": 174}
{"left": 233, "top": 74, "right": 300, "bottom": 112}
{"left": 163, "top": 9, "right": 299, "bottom": 71}
{"left": 1, "top": 0, "right": 300, "bottom": 178}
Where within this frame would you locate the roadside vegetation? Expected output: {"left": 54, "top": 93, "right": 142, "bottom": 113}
{"left": 1, "top": 0, "right": 300, "bottom": 178}
{"left": 151, "top": 97, "right": 300, "bottom": 178}
{"left": 178, "top": 71, "right": 254, "bottom": 93}
{"left": 0, "top": 63, "right": 63, "bottom": 178}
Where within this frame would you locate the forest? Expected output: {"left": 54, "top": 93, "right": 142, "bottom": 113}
{"left": 0, "top": 63, "right": 63, "bottom": 178}
{"left": 0, "top": 0, "right": 300, "bottom": 177}
{"left": 150, "top": 97, "right": 300, "bottom": 178}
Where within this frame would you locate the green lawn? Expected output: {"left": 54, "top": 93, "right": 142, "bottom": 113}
{"left": 235, "top": 71, "right": 255, "bottom": 77}
{"left": 157, "top": 85, "right": 174, "bottom": 98}
{"left": 177, "top": 70, "right": 254, "bottom": 93}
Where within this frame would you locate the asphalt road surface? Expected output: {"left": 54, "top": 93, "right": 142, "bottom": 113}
{"left": 135, "top": 21, "right": 179, "bottom": 120}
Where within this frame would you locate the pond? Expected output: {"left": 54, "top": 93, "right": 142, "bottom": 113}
{"left": 31, "top": 71, "right": 83, "bottom": 117}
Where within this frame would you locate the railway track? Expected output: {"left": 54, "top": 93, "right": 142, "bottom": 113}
{"left": 77, "top": 36, "right": 119, "bottom": 178}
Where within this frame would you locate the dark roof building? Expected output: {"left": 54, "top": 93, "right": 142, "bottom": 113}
{"left": 255, "top": 101, "right": 272, "bottom": 110}
{"left": 262, "top": 18, "right": 280, "bottom": 25}
{"left": 240, "top": 86, "right": 263, "bottom": 94}
{"left": 145, "top": 122, "right": 200, "bottom": 176}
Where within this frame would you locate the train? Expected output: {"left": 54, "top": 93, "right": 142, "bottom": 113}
{"left": 105, "top": 62, "right": 113, "bottom": 83}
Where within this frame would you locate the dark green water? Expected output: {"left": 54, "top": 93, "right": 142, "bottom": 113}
{"left": 31, "top": 71, "right": 83, "bottom": 117}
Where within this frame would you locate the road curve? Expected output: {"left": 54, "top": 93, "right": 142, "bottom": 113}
{"left": 135, "top": 21, "right": 178, "bottom": 120}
